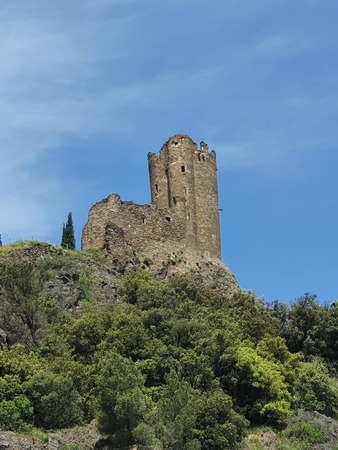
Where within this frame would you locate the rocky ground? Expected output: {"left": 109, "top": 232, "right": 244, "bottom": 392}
{"left": 241, "top": 412, "right": 338, "bottom": 450}
{"left": 0, "top": 242, "right": 239, "bottom": 314}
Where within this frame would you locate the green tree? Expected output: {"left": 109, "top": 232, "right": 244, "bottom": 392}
{"left": 292, "top": 360, "right": 338, "bottom": 418}
{"left": 281, "top": 293, "right": 327, "bottom": 355}
{"left": 225, "top": 342, "right": 291, "bottom": 425}
{"left": 0, "top": 263, "right": 49, "bottom": 346}
{"left": 25, "top": 371, "right": 83, "bottom": 429}
{"left": 194, "top": 388, "right": 248, "bottom": 450}
{"left": 155, "top": 371, "right": 199, "bottom": 450}
{"left": 96, "top": 352, "right": 148, "bottom": 447}
{"left": 61, "top": 212, "right": 75, "bottom": 250}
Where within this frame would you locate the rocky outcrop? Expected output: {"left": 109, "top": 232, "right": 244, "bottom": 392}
{"left": 0, "top": 431, "right": 45, "bottom": 449}
{"left": 0, "top": 423, "right": 137, "bottom": 450}
{"left": 44, "top": 268, "right": 82, "bottom": 313}
{"left": 242, "top": 429, "right": 278, "bottom": 450}
{"left": 109, "top": 249, "right": 239, "bottom": 296}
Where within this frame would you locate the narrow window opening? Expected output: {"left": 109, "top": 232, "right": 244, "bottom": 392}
{"left": 142, "top": 217, "right": 146, "bottom": 224}
{"left": 166, "top": 216, "right": 171, "bottom": 222}
{"left": 155, "top": 183, "right": 159, "bottom": 193}
{"left": 181, "top": 165, "right": 185, "bottom": 173}
{"left": 173, "top": 197, "right": 177, "bottom": 205}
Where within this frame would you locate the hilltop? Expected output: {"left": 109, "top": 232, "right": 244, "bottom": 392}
{"left": 1, "top": 242, "right": 338, "bottom": 449}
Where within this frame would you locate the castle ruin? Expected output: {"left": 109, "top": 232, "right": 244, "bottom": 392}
{"left": 81, "top": 135, "right": 221, "bottom": 262}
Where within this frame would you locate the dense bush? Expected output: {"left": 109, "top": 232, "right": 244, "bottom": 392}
{"left": 0, "top": 375, "right": 32, "bottom": 432}
{"left": 25, "top": 371, "right": 83, "bottom": 429}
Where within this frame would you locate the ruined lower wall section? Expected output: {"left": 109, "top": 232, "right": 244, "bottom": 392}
{"left": 81, "top": 193, "right": 187, "bottom": 259}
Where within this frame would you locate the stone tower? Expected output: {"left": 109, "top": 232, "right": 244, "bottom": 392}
{"left": 82, "top": 134, "right": 221, "bottom": 260}
{"left": 148, "top": 134, "right": 221, "bottom": 259}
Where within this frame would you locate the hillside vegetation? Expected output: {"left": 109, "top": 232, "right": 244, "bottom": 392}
{"left": 0, "top": 242, "right": 338, "bottom": 449}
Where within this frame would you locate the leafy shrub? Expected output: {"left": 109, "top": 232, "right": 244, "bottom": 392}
{"left": 227, "top": 343, "right": 291, "bottom": 425}
{"left": 0, "top": 395, "right": 33, "bottom": 432}
{"left": 0, "top": 374, "right": 33, "bottom": 432}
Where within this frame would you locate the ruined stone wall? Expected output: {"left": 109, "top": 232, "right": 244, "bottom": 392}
{"left": 81, "top": 193, "right": 187, "bottom": 259}
{"left": 82, "top": 134, "right": 221, "bottom": 261}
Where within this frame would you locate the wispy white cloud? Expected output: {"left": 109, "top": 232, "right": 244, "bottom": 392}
{"left": 244, "top": 33, "right": 312, "bottom": 59}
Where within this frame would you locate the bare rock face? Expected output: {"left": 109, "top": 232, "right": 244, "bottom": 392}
{"left": 48, "top": 421, "right": 102, "bottom": 449}
{"left": 258, "top": 430, "right": 278, "bottom": 449}
{"left": 0, "top": 431, "right": 45, "bottom": 450}
{"left": 44, "top": 268, "right": 82, "bottom": 313}
{"left": 108, "top": 250, "right": 239, "bottom": 297}
{"left": 242, "top": 429, "right": 278, "bottom": 450}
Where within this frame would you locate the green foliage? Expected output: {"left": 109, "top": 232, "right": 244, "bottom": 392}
{"left": 117, "top": 269, "right": 153, "bottom": 304}
{"left": 78, "top": 266, "right": 95, "bottom": 302}
{"left": 80, "top": 247, "right": 104, "bottom": 262}
{"left": 271, "top": 295, "right": 338, "bottom": 369}
{"left": 0, "top": 263, "right": 50, "bottom": 346}
{"left": 226, "top": 342, "right": 291, "bottom": 425}
{"left": 64, "top": 311, "right": 111, "bottom": 362}
{"left": 96, "top": 352, "right": 148, "bottom": 446}
{"left": 155, "top": 371, "right": 198, "bottom": 450}
{"left": 194, "top": 388, "right": 248, "bottom": 450}
{"left": 284, "top": 421, "right": 328, "bottom": 445}
{"left": 246, "top": 438, "right": 265, "bottom": 450}
{"left": 292, "top": 360, "right": 338, "bottom": 417}
{"left": 61, "top": 212, "right": 75, "bottom": 250}
{"left": 0, "top": 395, "right": 33, "bottom": 432}
{"left": 25, "top": 371, "right": 83, "bottom": 429}
{"left": 132, "top": 422, "right": 157, "bottom": 449}
{"left": 281, "top": 294, "right": 328, "bottom": 355}
{"left": 1, "top": 249, "right": 338, "bottom": 448}
{"left": 256, "top": 337, "right": 300, "bottom": 386}
{"left": 0, "top": 375, "right": 33, "bottom": 432}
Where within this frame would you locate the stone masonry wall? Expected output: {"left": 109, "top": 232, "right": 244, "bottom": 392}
{"left": 193, "top": 145, "right": 221, "bottom": 258}
{"left": 82, "top": 193, "right": 187, "bottom": 260}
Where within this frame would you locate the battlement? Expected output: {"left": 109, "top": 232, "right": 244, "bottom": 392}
{"left": 82, "top": 135, "right": 221, "bottom": 260}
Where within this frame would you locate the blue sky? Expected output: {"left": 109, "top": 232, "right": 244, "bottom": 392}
{"left": 1, "top": 0, "right": 338, "bottom": 304}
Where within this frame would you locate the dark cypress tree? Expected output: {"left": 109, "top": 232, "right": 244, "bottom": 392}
{"left": 61, "top": 212, "right": 75, "bottom": 250}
